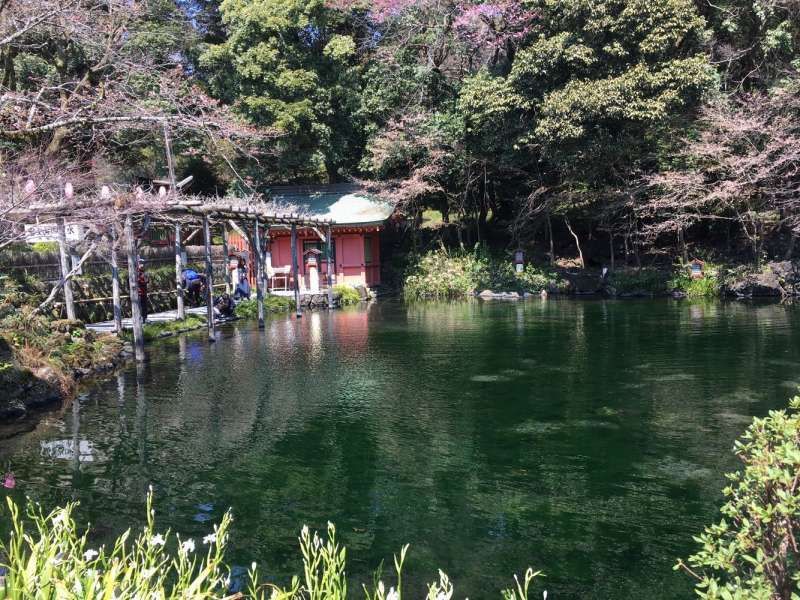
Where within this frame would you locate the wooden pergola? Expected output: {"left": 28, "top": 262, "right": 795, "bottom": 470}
{"left": 12, "top": 194, "right": 336, "bottom": 362}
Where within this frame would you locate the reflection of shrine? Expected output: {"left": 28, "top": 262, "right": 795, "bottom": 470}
{"left": 330, "top": 305, "right": 372, "bottom": 353}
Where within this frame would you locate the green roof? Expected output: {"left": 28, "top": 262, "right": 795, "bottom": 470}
{"left": 268, "top": 184, "right": 395, "bottom": 226}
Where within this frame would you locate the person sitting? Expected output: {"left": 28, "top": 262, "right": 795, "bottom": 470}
{"left": 214, "top": 293, "right": 235, "bottom": 319}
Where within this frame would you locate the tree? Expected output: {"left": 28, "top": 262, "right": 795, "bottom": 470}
{"left": 200, "top": 0, "right": 365, "bottom": 182}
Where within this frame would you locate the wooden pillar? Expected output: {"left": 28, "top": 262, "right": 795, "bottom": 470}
{"left": 326, "top": 224, "right": 334, "bottom": 309}
{"left": 124, "top": 215, "right": 145, "bottom": 362}
{"left": 253, "top": 219, "right": 264, "bottom": 329}
{"left": 57, "top": 217, "right": 76, "bottom": 320}
{"left": 222, "top": 222, "right": 232, "bottom": 295}
{"left": 110, "top": 223, "right": 123, "bottom": 334}
{"left": 261, "top": 226, "right": 269, "bottom": 301}
{"left": 174, "top": 222, "right": 185, "bottom": 320}
{"left": 291, "top": 222, "right": 302, "bottom": 318}
{"left": 203, "top": 215, "right": 215, "bottom": 342}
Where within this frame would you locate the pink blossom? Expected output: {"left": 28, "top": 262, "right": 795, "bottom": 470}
{"left": 3, "top": 472, "right": 16, "bottom": 489}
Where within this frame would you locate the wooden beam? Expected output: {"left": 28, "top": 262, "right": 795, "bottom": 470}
{"left": 326, "top": 224, "right": 334, "bottom": 309}
{"left": 253, "top": 219, "right": 264, "bottom": 329}
{"left": 110, "top": 223, "right": 123, "bottom": 333}
{"left": 125, "top": 215, "right": 145, "bottom": 361}
{"left": 203, "top": 215, "right": 216, "bottom": 342}
{"left": 222, "top": 222, "right": 231, "bottom": 295}
{"left": 174, "top": 222, "right": 185, "bottom": 320}
{"left": 291, "top": 222, "right": 301, "bottom": 319}
{"left": 57, "top": 217, "right": 76, "bottom": 320}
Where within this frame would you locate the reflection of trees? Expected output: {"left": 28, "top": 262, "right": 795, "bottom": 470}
{"left": 1, "top": 301, "right": 799, "bottom": 598}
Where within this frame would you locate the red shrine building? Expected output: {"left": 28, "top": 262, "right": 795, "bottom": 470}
{"left": 229, "top": 184, "right": 395, "bottom": 291}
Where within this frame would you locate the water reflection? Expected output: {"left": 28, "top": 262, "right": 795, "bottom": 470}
{"left": 1, "top": 299, "right": 799, "bottom": 599}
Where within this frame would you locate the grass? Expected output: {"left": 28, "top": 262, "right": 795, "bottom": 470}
{"left": 120, "top": 315, "right": 207, "bottom": 342}
{"left": 0, "top": 492, "right": 542, "bottom": 600}
{"left": 668, "top": 263, "right": 723, "bottom": 298}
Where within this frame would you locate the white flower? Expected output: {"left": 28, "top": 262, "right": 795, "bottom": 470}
{"left": 301, "top": 525, "right": 309, "bottom": 537}
{"left": 180, "top": 539, "right": 195, "bottom": 553}
{"left": 203, "top": 533, "right": 217, "bottom": 545}
{"left": 543, "top": 592, "right": 547, "bottom": 600}
{"left": 251, "top": 561, "right": 257, "bottom": 572}
{"left": 142, "top": 567, "right": 156, "bottom": 579}
{"left": 83, "top": 549, "right": 99, "bottom": 561}
{"left": 150, "top": 534, "right": 166, "bottom": 547}
{"left": 51, "top": 511, "right": 67, "bottom": 527}
{"left": 386, "top": 586, "right": 399, "bottom": 600}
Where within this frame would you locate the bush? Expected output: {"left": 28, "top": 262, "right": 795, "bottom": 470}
{"left": 678, "top": 396, "right": 800, "bottom": 599}
{"left": 333, "top": 284, "right": 361, "bottom": 305}
{"left": 668, "top": 263, "right": 723, "bottom": 298}
{"left": 403, "top": 248, "right": 566, "bottom": 299}
{"left": 608, "top": 268, "right": 668, "bottom": 295}
{"left": 0, "top": 493, "right": 542, "bottom": 600}
{"left": 234, "top": 296, "right": 295, "bottom": 319}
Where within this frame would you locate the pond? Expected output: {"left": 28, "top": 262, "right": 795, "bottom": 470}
{"left": 2, "top": 299, "right": 800, "bottom": 598}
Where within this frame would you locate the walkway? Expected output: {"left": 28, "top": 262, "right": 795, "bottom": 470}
{"left": 86, "top": 306, "right": 208, "bottom": 334}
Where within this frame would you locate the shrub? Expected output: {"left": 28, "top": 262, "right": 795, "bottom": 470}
{"left": 121, "top": 315, "right": 206, "bottom": 342}
{"left": 609, "top": 268, "right": 668, "bottom": 295}
{"left": 403, "top": 248, "right": 566, "bottom": 299}
{"left": 0, "top": 493, "right": 542, "bottom": 600}
{"left": 333, "top": 284, "right": 361, "bottom": 306}
{"left": 234, "top": 296, "right": 295, "bottom": 319}
{"left": 678, "top": 396, "right": 800, "bottom": 599}
{"left": 668, "top": 263, "right": 723, "bottom": 298}
{"left": 404, "top": 249, "right": 486, "bottom": 299}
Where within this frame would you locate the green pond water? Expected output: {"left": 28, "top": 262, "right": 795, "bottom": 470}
{"left": 2, "top": 299, "right": 800, "bottom": 598}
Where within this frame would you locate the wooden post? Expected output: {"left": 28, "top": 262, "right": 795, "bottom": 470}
{"left": 124, "top": 215, "right": 145, "bottom": 362}
{"left": 57, "top": 217, "right": 76, "bottom": 320}
{"left": 261, "top": 226, "right": 269, "bottom": 302}
{"left": 253, "top": 219, "right": 264, "bottom": 329}
{"left": 110, "top": 223, "right": 123, "bottom": 334}
{"left": 291, "top": 222, "right": 302, "bottom": 318}
{"left": 175, "top": 222, "right": 185, "bottom": 320}
{"left": 222, "top": 222, "right": 232, "bottom": 295}
{"left": 326, "top": 224, "right": 334, "bottom": 309}
{"left": 203, "top": 215, "right": 216, "bottom": 342}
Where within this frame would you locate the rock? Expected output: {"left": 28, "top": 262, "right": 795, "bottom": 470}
{"left": 726, "top": 270, "right": 784, "bottom": 298}
{"left": 671, "top": 290, "right": 687, "bottom": 299}
{"left": 478, "top": 289, "right": 496, "bottom": 299}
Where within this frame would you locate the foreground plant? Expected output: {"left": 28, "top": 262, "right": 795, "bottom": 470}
{"left": 0, "top": 495, "right": 543, "bottom": 599}
{"left": 678, "top": 397, "right": 800, "bottom": 600}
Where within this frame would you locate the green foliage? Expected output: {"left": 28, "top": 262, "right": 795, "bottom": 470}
{"left": 0, "top": 491, "right": 232, "bottom": 599}
{"left": 333, "top": 284, "right": 361, "bottom": 306}
{"left": 678, "top": 397, "right": 800, "bottom": 599}
{"left": 669, "top": 264, "right": 723, "bottom": 298}
{"left": 121, "top": 315, "right": 207, "bottom": 343}
{"left": 404, "top": 249, "right": 565, "bottom": 299}
{"left": 234, "top": 296, "right": 296, "bottom": 319}
{"left": 0, "top": 495, "right": 542, "bottom": 600}
{"left": 404, "top": 250, "right": 488, "bottom": 300}
{"left": 609, "top": 268, "right": 669, "bottom": 295}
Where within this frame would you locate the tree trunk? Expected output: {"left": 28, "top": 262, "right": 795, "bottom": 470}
{"left": 564, "top": 216, "right": 584, "bottom": 269}
{"left": 203, "top": 216, "right": 215, "bottom": 342}
{"left": 110, "top": 224, "right": 123, "bottom": 334}
{"left": 608, "top": 230, "right": 615, "bottom": 272}
{"left": 57, "top": 218, "right": 76, "bottom": 320}
{"left": 174, "top": 222, "right": 185, "bottom": 320}
{"left": 124, "top": 215, "right": 145, "bottom": 362}
{"left": 546, "top": 213, "right": 555, "bottom": 266}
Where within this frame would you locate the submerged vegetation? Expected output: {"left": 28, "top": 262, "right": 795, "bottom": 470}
{"left": 0, "top": 493, "right": 541, "bottom": 600}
